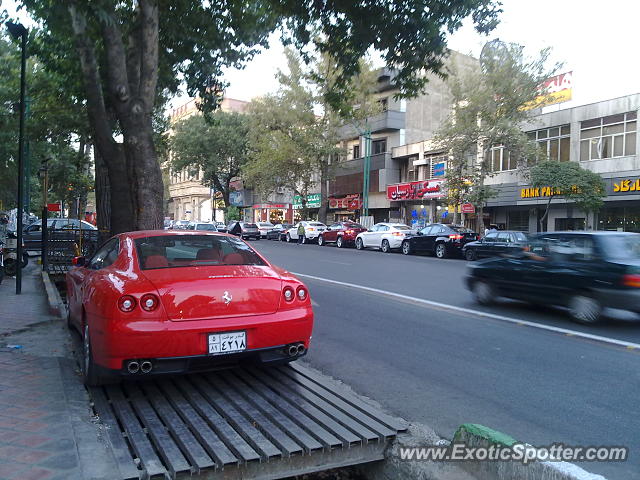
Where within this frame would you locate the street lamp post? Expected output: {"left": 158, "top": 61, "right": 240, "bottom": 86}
{"left": 7, "top": 21, "right": 28, "bottom": 294}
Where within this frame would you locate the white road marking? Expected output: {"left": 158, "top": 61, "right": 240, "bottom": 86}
{"left": 311, "top": 299, "right": 320, "bottom": 307}
{"left": 320, "top": 260, "right": 352, "bottom": 265}
{"left": 293, "top": 272, "right": 640, "bottom": 350}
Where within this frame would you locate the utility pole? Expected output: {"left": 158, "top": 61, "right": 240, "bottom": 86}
{"left": 362, "top": 128, "right": 371, "bottom": 219}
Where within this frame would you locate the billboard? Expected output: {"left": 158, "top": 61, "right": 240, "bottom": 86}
{"left": 387, "top": 179, "right": 445, "bottom": 201}
{"left": 522, "top": 72, "right": 572, "bottom": 110}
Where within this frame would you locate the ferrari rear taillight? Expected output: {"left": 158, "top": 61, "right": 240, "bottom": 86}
{"left": 297, "top": 286, "right": 307, "bottom": 300}
{"left": 140, "top": 293, "right": 160, "bottom": 311}
{"left": 283, "top": 287, "right": 295, "bottom": 302}
{"left": 449, "top": 234, "right": 464, "bottom": 240}
{"left": 622, "top": 274, "right": 640, "bottom": 288}
{"left": 118, "top": 295, "right": 137, "bottom": 313}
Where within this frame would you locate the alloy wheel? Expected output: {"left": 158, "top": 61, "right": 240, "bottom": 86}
{"left": 286, "top": 233, "right": 291, "bottom": 242}
{"left": 336, "top": 237, "right": 343, "bottom": 248}
{"left": 569, "top": 295, "right": 601, "bottom": 324}
{"left": 473, "top": 281, "right": 494, "bottom": 305}
{"left": 435, "top": 243, "right": 447, "bottom": 259}
{"left": 402, "top": 241, "right": 411, "bottom": 255}
{"left": 356, "top": 238, "right": 364, "bottom": 250}
{"left": 381, "top": 240, "right": 390, "bottom": 253}
{"left": 318, "top": 235, "right": 324, "bottom": 246}
{"left": 465, "top": 249, "right": 477, "bottom": 261}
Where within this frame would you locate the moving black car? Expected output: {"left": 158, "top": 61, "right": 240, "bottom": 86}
{"left": 465, "top": 231, "right": 640, "bottom": 324}
{"left": 462, "top": 230, "right": 529, "bottom": 261}
{"left": 401, "top": 224, "right": 478, "bottom": 258}
{"left": 266, "top": 223, "right": 293, "bottom": 241}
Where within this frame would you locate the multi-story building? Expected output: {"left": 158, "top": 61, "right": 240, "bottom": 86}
{"left": 330, "top": 51, "right": 479, "bottom": 224}
{"left": 166, "top": 97, "right": 248, "bottom": 222}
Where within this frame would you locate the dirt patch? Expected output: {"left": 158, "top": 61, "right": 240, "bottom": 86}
{"left": 0, "top": 319, "right": 76, "bottom": 359}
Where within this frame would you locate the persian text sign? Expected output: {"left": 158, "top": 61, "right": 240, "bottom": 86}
{"left": 329, "top": 194, "right": 362, "bottom": 210}
{"left": 613, "top": 178, "right": 640, "bottom": 193}
{"left": 387, "top": 179, "right": 445, "bottom": 201}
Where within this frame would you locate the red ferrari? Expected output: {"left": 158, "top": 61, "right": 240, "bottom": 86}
{"left": 66, "top": 230, "right": 313, "bottom": 386}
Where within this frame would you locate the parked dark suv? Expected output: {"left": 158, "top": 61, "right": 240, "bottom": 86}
{"left": 226, "top": 221, "right": 261, "bottom": 240}
{"left": 401, "top": 224, "right": 478, "bottom": 258}
{"left": 465, "top": 231, "right": 640, "bottom": 324}
{"left": 462, "top": 230, "right": 529, "bottom": 261}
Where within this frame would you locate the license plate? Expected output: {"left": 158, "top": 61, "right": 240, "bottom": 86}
{"left": 208, "top": 331, "right": 246, "bottom": 355}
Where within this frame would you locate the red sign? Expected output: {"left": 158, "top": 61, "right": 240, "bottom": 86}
{"left": 252, "top": 204, "right": 289, "bottom": 209}
{"left": 386, "top": 179, "right": 445, "bottom": 201}
{"left": 461, "top": 203, "right": 475, "bottom": 214}
{"left": 329, "top": 194, "right": 362, "bottom": 210}
{"left": 47, "top": 203, "right": 61, "bottom": 212}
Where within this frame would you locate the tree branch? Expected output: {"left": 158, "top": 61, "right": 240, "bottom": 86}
{"left": 67, "top": 4, "right": 115, "bottom": 159}
{"left": 139, "top": 0, "right": 159, "bottom": 111}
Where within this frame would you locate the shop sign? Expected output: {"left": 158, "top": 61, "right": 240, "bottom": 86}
{"left": 432, "top": 162, "right": 446, "bottom": 177}
{"left": 229, "top": 190, "right": 244, "bottom": 206}
{"left": 293, "top": 193, "right": 321, "bottom": 209}
{"left": 520, "top": 186, "right": 580, "bottom": 198}
{"left": 387, "top": 179, "right": 445, "bottom": 201}
{"left": 252, "top": 203, "right": 289, "bottom": 209}
{"left": 461, "top": 203, "right": 475, "bottom": 214}
{"left": 522, "top": 72, "right": 572, "bottom": 111}
{"left": 47, "top": 203, "right": 61, "bottom": 212}
{"left": 613, "top": 178, "right": 640, "bottom": 193}
{"left": 329, "top": 194, "right": 362, "bottom": 210}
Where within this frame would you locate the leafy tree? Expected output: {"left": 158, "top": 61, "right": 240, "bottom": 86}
{"left": 244, "top": 49, "right": 380, "bottom": 222}
{"left": 434, "top": 41, "right": 559, "bottom": 230}
{"left": 224, "top": 205, "right": 241, "bottom": 221}
{"left": 530, "top": 161, "right": 606, "bottom": 231}
{"left": 18, "top": 0, "right": 501, "bottom": 234}
{"left": 170, "top": 112, "right": 249, "bottom": 207}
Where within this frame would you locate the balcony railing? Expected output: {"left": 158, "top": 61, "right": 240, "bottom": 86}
{"left": 338, "top": 110, "right": 405, "bottom": 139}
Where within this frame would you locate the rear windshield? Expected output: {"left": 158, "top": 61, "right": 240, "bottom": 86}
{"left": 600, "top": 235, "right": 640, "bottom": 260}
{"left": 135, "top": 235, "right": 266, "bottom": 270}
{"left": 344, "top": 223, "right": 365, "bottom": 229}
{"left": 309, "top": 222, "right": 324, "bottom": 227}
{"left": 393, "top": 225, "right": 411, "bottom": 230}
{"left": 450, "top": 226, "right": 475, "bottom": 233}
{"left": 196, "top": 224, "right": 217, "bottom": 231}
{"left": 244, "top": 223, "right": 258, "bottom": 228}
{"left": 257, "top": 223, "right": 273, "bottom": 227}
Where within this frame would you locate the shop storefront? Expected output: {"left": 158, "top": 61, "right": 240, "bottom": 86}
{"left": 252, "top": 204, "right": 293, "bottom": 224}
{"left": 386, "top": 179, "right": 446, "bottom": 228}
{"left": 292, "top": 193, "right": 321, "bottom": 221}
{"left": 328, "top": 194, "right": 362, "bottom": 221}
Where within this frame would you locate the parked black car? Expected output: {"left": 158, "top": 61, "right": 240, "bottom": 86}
{"left": 462, "top": 231, "right": 529, "bottom": 261}
{"left": 226, "top": 221, "right": 261, "bottom": 240}
{"left": 465, "top": 231, "right": 640, "bottom": 324}
{"left": 401, "top": 224, "right": 478, "bottom": 258}
{"left": 266, "top": 223, "right": 293, "bottom": 241}
{"left": 23, "top": 218, "right": 98, "bottom": 251}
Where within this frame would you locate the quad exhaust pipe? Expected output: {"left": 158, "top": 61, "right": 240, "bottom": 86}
{"left": 286, "top": 343, "right": 306, "bottom": 357}
{"left": 126, "top": 360, "right": 153, "bottom": 374}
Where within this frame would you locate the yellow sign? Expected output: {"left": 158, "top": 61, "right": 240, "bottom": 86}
{"left": 613, "top": 179, "right": 640, "bottom": 193}
{"left": 521, "top": 185, "right": 580, "bottom": 199}
{"left": 522, "top": 72, "right": 573, "bottom": 111}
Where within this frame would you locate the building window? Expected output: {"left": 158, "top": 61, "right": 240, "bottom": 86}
{"left": 580, "top": 111, "right": 636, "bottom": 161}
{"left": 507, "top": 210, "right": 529, "bottom": 231}
{"left": 378, "top": 97, "right": 388, "bottom": 111}
{"left": 372, "top": 139, "right": 387, "bottom": 155}
{"left": 353, "top": 145, "right": 360, "bottom": 159}
{"left": 527, "top": 125, "right": 571, "bottom": 162}
{"left": 487, "top": 146, "right": 515, "bottom": 172}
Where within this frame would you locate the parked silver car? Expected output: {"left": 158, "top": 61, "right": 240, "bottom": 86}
{"left": 227, "top": 221, "right": 261, "bottom": 240}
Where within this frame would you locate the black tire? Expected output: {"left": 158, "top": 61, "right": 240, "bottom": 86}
{"left": 286, "top": 233, "right": 292, "bottom": 243}
{"left": 0, "top": 266, "right": 4, "bottom": 285}
{"left": 568, "top": 294, "right": 602, "bottom": 324}
{"left": 3, "top": 258, "right": 17, "bottom": 276}
{"left": 381, "top": 239, "right": 391, "bottom": 253}
{"left": 472, "top": 280, "right": 495, "bottom": 305}
{"left": 435, "top": 243, "right": 448, "bottom": 259}
{"left": 356, "top": 238, "right": 364, "bottom": 250}
{"left": 402, "top": 241, "right": 411, "bottom": 255}
{"left": 255, "top": 236, "right": 260, "bottom": 241}
{"left": 465, "top": 249, "right": 477, "bottom": 261}
{"left": 336, "top": 236, "right": 344, "bottom": 248}
{"left": 317, "top": 235, "right": 325, "bottom": 246}
{"left": 66, "top": 307, "right": 74, "bottom": 331}
{"left": 82, "top": 324, "right": 103, "bottom": 387}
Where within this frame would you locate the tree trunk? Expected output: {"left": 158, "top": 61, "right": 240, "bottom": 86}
{"left": 318, "top": 166, "right": 329, "bottom": 224}
{"left": 539, "top": 195, "right": 553, "bottom": 232}
{"left": 94, "top": 146, "right": 111, "bottom": 240}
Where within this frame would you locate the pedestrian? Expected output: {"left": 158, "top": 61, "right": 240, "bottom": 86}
{"left": 484, "top": 224, "right": 497, "bottom": 236}
{"left": 229, "top": 221, "right": 242, "bottom": 236}
{"left": 297, "top": 222, "right": 305, "bottom": 245}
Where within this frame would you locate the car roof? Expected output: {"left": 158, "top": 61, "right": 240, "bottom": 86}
{"left": 119, "top": 230, "right": 228, "bottom": 239}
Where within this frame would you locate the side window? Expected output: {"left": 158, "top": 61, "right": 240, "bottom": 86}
{"left": 567, "top": 236, "right": 596, "bottom": 261}
{"left": 380, "top": 225, "right": 390, "bottom": 232}
{"left": 370, "top": 224, "right": 380, "bottom": 232}
{"left": 497, "top": 232, "right": 511, "bottom": 242}
{"left": 420, "top": 226, "right": 432, "bottom": 235}
{"left": 88, "top": 238, "right": 119, "bottom": 270}
{"left": 436, "top": 226, "right": 447, "bottom": 234}
{"left": 27, "top": 224, "right": 41, "bottom": 232}
{"left": 484, "top": 232, "right": 499, "bottom": 241}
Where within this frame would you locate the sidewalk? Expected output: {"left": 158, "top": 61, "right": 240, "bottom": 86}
{"left": 0, "top": 265, "right": 117, "bottom": 480}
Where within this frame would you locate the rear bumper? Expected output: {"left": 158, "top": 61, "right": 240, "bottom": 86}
{"left": 595, "top": 288, "right": 640, "bottom": 313}
{"left": 91, "top": 307, "right": 313, "bottom": 371}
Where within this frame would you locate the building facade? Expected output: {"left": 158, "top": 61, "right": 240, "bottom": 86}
{"left": 484, "top": 94, "right": 639, "bottom": 233}
{"left": 166, "top": 97, "right": 248, "bottom": 222}
{"left": 330, "top": 51, "right": 479, "bottom": 224}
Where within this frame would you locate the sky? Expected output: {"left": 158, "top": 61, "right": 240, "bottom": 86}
{"left": 4, "top": 0, "right": 639, "bottom": 111}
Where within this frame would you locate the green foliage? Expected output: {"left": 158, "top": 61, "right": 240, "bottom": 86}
{"left": 170, "top": 111, "right": 250, "bottom": 205}
{"left": 434, "top": 41, "right": 560, "bottom": 225}
{"left": 530, "top": 161, "right": 606, "bottom": 228}
{"left": 224, "top": 205, "right": 241, "bottom": 221}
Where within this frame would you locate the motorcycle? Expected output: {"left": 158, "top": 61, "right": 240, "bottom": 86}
{"left": 2, "top": 231, "right": 28, "bottom": 277}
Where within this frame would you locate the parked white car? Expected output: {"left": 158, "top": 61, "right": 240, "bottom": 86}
{"left": 286, "top": 221, "right": 327, "bottom": 243}
{"left": 186, "top": 222, "right": 218, "bottom": 231}
{"left": 355, "top": 223, "right": 414, "bottom": 253}
{"left": 256, "top": 222, "right": 275, "bottom": 238}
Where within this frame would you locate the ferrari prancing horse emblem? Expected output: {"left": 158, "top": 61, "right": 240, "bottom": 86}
{"left": 222, "top": 291, "right": 232, "bottom": 305}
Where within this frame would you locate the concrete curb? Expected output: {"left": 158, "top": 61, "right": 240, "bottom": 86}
{"left": 41, "top": 270, "right": 65, "bottom": 319}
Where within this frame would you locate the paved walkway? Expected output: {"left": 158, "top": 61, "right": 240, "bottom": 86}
{"left": 0, "top": 266, "right": 118, "bottom": 480}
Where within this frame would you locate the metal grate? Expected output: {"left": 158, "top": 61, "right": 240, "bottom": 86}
{"left": 90, "top": 363, "right": 407, "bottom": 480}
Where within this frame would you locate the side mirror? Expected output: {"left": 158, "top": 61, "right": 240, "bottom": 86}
{"left": 72, "top": 256, "right": 86, "bottom": 267}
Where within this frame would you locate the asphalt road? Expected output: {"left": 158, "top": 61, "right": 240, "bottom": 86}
{"left": 252, "top": 238, "right": 640, "bottom": 480}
